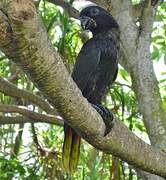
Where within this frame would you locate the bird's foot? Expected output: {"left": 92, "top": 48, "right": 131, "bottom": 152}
{"left": 92, "top": 104, "right": 114, "bottom": 136}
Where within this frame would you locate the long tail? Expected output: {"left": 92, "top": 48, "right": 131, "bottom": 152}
{"left": 62, "top": 123, "right": 81, "bottom": 172}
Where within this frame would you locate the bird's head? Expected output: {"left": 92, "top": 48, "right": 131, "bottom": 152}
{"left": 79, "top": 6, "right": 119, "bottom": 36}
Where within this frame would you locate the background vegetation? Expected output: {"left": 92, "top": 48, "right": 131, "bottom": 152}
{"left": 0, "top": 0, "right": 165, "bottom": 179}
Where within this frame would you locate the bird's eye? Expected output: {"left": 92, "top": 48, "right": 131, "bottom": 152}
{"left": 90, "top": 8, "right": 99, "bottom": 16}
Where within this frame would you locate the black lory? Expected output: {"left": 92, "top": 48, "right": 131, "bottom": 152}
{"left": 62, "top": 5, "right": 120, "bottom": 172}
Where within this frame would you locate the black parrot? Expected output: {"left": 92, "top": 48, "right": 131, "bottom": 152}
{"left": 62, "top": 6, "right": 120, "bottom": 172}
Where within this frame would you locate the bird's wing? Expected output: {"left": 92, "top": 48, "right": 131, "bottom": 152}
{"left": 72, "top": 40, "right": 101, "bottom": 91}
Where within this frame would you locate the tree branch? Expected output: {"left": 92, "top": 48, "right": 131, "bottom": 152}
{"left": 31, "top": 123, "right": 42, "bottom": 149}
{"left": 46, "top": 0, "right": 79, "bottom": 19}
{"left": 0, "top": 0, "right": 166, "bottom": 177}
{"left": 0, "top": 77, "right": 56, "bottom": 114}
{"left": 132, "top": 1, "right": 146, "bottom": 18}
{"left": 0, "top": 115, "right": 62, "bottom": 125}
{"left": 88, "top": 0, "right": 106, "bottom": 7}
{"left": 0, "top": 104, "right": 63, "bottom": 125}
{"left": 10, "top": 123, "right": 24, "bottom": 158}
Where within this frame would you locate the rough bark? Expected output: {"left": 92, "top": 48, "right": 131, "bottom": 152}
{"left": 0, "top": 0, "right": 166, "bottom": 177}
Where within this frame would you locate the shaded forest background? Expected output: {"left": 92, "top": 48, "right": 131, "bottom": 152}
{"left": 0, "top": 0, "right": 166, "bottom": 179}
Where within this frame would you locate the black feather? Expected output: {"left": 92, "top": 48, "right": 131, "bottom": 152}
{"left": 73, "top": 6, "right": 120, "bottom": 104}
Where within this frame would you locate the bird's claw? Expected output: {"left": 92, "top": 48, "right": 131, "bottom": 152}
{"left": 92, "top": 104, "right": 114, "bottom": 136}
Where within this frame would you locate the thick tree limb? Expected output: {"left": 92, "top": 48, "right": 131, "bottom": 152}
{"left": 0, "top": 0, "right": 166, "bottom": 177}
{"left": 0, "top": 104, "right": 63, "bottom": 125}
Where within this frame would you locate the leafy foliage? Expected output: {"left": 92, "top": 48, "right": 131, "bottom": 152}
{"left": 151, "top": 2, "right": 166, "bottom": 63}
{"left": 0, "top": 0, "right": 165, "bottom": 179}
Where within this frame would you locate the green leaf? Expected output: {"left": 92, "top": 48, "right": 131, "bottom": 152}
{"left": 151, "top": 45, "right": 159, "bottom": 60}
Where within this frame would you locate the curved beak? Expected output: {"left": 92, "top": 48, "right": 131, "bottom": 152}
{"left": 79, "top": 16, "right": 97, "bottom": 30}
